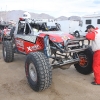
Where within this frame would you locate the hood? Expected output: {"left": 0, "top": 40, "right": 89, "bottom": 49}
{"left": 39, "top": 31, "right": 75, "bottom": 43}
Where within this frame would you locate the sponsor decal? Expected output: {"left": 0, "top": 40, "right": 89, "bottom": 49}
{"left": 15, "top": 39, "right": 24, "bottom": 49}
{"left": 27, "top": 45, "right": 40, "bottom": 51}
{"left": 50, "top": 37, "right": 56, "bottom": 41}
{"left": 62, "top": 36, "right": 68, "bottom": 40}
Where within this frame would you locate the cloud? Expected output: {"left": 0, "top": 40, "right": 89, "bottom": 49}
{"left": 0, "top": 0, "right": 100, "bottom": 17}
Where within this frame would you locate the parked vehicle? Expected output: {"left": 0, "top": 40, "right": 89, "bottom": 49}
{"left": 0, "top": 23, "right": 15, "bottom": 42}
{"left": 2, "top": 17, "right": 93, "bottom": 92}
{"left": 0, "top": 23, "right": 9, "bottom": 42}
{"left": 57, "top": 20, "right": 80, "bottom": 34}
{"left": 74, "top": 13, "right": 100, "bottom": 37}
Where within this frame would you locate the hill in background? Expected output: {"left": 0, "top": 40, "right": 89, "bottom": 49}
{"left": 0, "top": 10, "right": 81, "bottom": 22}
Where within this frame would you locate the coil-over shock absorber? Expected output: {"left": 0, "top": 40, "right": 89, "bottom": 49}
{"left": 44, "top": 35, "right": 51, "bottom": 57}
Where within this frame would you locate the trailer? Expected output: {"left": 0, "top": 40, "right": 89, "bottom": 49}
{"left": 74, "top": 13, "right": 100, "bottom": 37}
{"left": 57, "top": 20, "right": 80, "bottom": 34}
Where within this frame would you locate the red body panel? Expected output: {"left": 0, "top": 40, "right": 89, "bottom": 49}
{"left": 15, "top": 31, "right": 75, "bottom": 54}
{"left": 39, "top": 32, "right": 74, "bottom": 43}
{"left": 15, "top": 37, "right": 44, "bottom": 54}
{"left": 15, "top": 38, "right": 25, "bottom": 52}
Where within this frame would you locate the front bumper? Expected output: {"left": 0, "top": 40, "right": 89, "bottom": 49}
{"left": 51, "top": 37, "right": 90, "bottom": 53}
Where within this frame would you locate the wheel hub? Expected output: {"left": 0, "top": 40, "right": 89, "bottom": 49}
{"left": 76, "top": 33, "right": 79, "bottom": 37}
{"left": 79, "top": 55, "right": 88, "bottom": 67}
{"left": 4, "top": 47, "right": 6, "bottom": 57}
{"left": 29, "top": 63, "right": 37, "bottom": 82}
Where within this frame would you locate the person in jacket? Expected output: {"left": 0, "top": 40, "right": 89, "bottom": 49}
{"left": 85, "top": 25, "right": 100, "bottom": 85}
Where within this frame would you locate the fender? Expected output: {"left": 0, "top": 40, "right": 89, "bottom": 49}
{"left": 39, "top": 32, "right": 74, "bottom": 43}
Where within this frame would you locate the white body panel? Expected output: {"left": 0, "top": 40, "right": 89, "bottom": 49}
{"left": 74, "top": 14, "right": 100, "bottom": 36}
{"left": 57, "top": 20, "right": 79, "bottom": 34}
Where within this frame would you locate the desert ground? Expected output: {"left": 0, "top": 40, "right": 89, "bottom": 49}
{"left": 0, "top": 44, "right": 100, "bottom": 100}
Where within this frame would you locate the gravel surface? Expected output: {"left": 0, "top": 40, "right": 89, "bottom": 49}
{"left": 0, "top": 44, "right": 100, "bottom": 100}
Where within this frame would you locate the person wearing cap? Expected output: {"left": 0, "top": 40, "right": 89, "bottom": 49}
{"left": 85, "top": 25, "right": 100, "bottom": 85}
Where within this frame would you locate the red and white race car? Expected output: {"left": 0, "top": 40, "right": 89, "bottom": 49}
{"left": 2, "top": 18, "right": 93, "bottom": 92}
{"left": 0, "top": 23, "right": 15, "bottom": 42}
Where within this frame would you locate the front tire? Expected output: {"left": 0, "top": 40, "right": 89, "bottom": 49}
{"left": 25, "top": 52, "right": 52, "bottom": 92}
{"left": 2, "top": 40, "right": 14, "bottom": 62}
{"left": 74, "top": 47, "right": 93, "bottom": 75}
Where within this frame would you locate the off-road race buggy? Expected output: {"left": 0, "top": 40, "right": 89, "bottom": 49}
{"left": 2, "top": 18, "right": 93, "bottom": 92}
{"left": 0, "top": 22, "right": 15, "bottom": 43}
{"left": 0, "top": 22, "right": 9, "bottom": 42}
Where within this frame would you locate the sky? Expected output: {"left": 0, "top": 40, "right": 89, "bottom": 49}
{"left": 0, "top": 0, "right": 100, "bottom": 17}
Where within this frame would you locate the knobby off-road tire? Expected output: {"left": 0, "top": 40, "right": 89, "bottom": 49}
{"left": 2, "top": 40, "right": 14, "bottom": 62}
{"left": 74, "top": 47, "right": 93, "bottom": 75}
{"left": 25, "top": 52, "right": 52, "bottom": 92}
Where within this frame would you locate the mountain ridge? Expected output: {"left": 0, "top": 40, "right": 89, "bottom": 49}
{"left": 0, "top": 10, "right": 81, "bottom": 22}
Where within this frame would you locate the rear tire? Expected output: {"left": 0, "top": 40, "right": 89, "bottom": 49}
{"left": 25, "top": 52, "right": 52, "bottom": 92}
{"left": 74, "top": 47, "right": 93, "bottom": 75}
{"left": 2, "top": 40, "right": 14, "bottom": 62}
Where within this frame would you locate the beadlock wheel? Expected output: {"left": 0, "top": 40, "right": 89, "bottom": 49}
{"left": 29, "top": 63, "right": 37, "bottom": 82}
{"left": 3, "top": 47, "right": 6, "bottom": 58}
{"left": 79, "top": 54, "right": 88, "bottom": 68}
{"left": 25, "top": 52, "right": 52, "bottom": 92}
{"left": 74, "top": 47, "right": 93, "bottom": 75}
